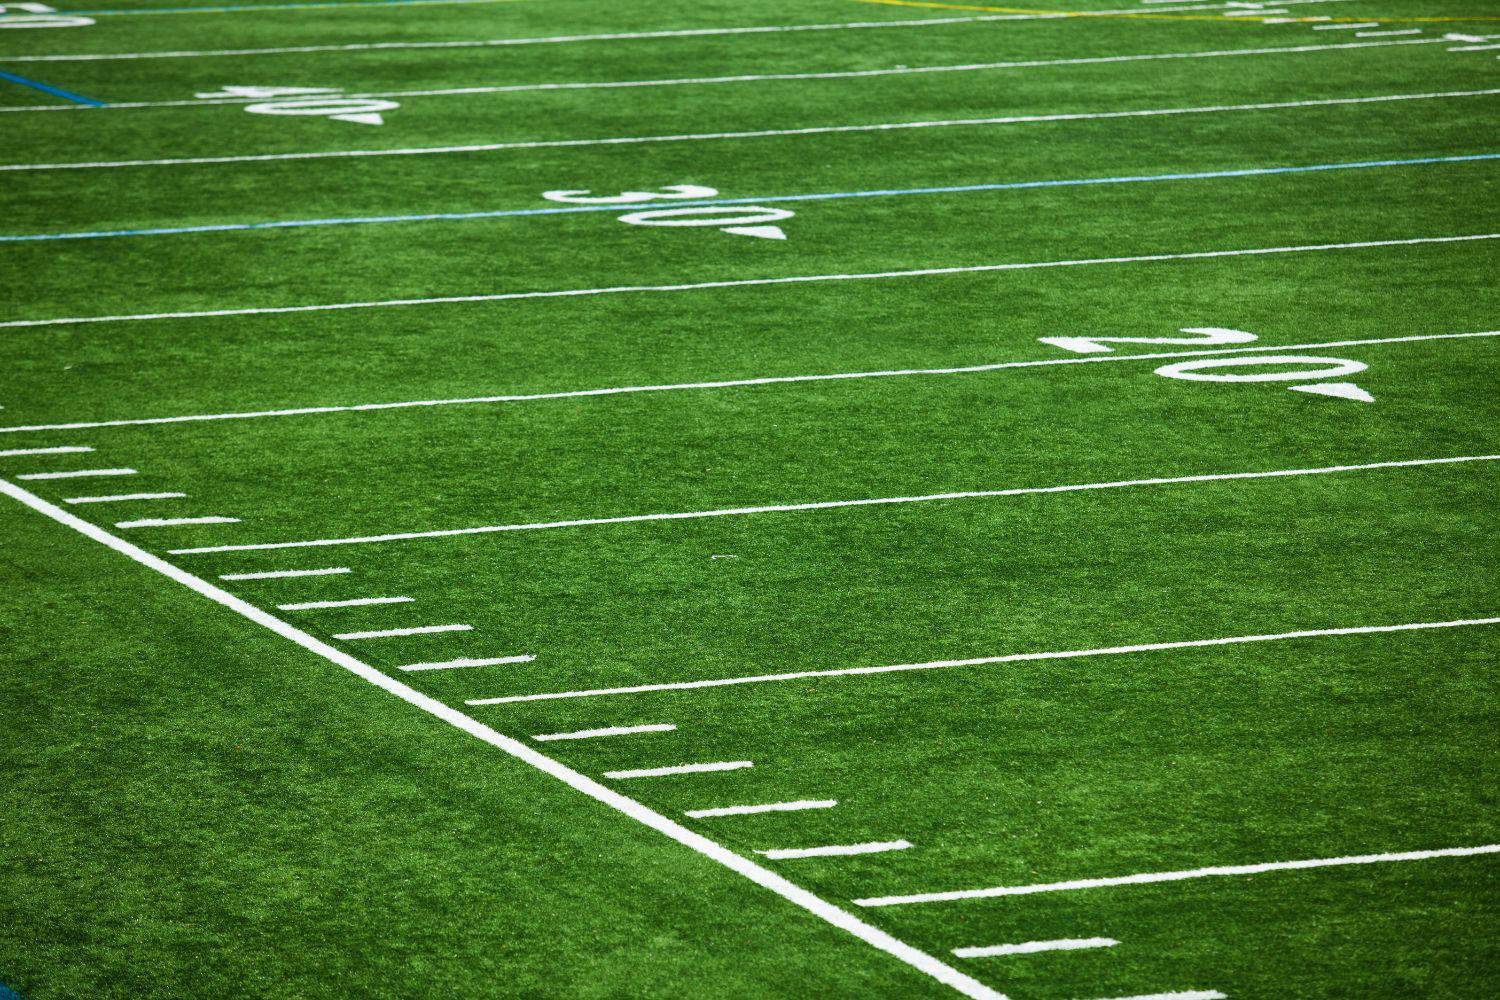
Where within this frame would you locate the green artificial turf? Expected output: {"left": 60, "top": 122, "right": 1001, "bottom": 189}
{"left": 1, "top": 0, "right": 1496, "bottom": 997}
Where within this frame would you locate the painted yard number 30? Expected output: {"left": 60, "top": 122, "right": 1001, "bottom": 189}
{"left": 1039, "top": 327, "right": 1375, "bottom": 403}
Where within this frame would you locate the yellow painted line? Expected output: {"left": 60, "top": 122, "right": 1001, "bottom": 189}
{"left": 853, "top": 0, "right": 1500, "bottom": 26}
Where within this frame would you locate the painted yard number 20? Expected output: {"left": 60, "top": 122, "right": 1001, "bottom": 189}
{"left": 1040, "top": 327, "right": 1375, "bottom": 403}
{"left": 542, "top": 185, "right": 794, "bottom": 240}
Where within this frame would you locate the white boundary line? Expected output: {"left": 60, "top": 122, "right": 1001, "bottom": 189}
{"left": 0, "top": 4, "right": 1273, "bottom": 62}
{"left": 4, "top": 233, "right": 1495, "bottom": 331}
{"left": 4, "top": 330, "right": 1491, "bottom": 435}
{"left": 467, "top": 615, "right": 1500, "bottom": 704}
{"left": 0, "top": 38, "right": 1448, "bottom": 113}
{"left": 4, "top": 88, "right": 1496, "bottom": 173}
{"left": 0, "top": 474, "right": 1006, "bottom": 1000}
{"left": 853, "top": 845, "right": 1500, "bottom": 906}
{"left": 953, "top": 938, "right": 1119, "bottom": 958}
{"left": 168, "top": 455, "right": 1500, "bottom": 556}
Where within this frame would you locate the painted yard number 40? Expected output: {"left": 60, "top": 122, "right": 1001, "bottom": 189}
{"left": 1040, "top": 327, "right": 1375, "bottom": 402}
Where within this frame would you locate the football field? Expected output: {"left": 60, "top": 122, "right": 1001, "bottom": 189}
{"left": 1, "top": 0, "right": 1497, "bottom": 996}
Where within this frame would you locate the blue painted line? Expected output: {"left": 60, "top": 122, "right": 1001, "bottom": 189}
{"left": 2, "top": 153, "right": 1496, "bottom": 244}
{"left": 0, "top": 70, "right": 104, "bottom": 107}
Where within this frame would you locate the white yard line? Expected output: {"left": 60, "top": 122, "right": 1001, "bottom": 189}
{"left": 332, "top": 624, "right": 471, "bottom": 640}
{"left": 6, "top": 233, "right": 1496, "bottom": 333}
{"left": 468, "top": 615, "right": 1500, "bottom": 704}
{"left": 533, "top": 724, "right": 678, "bottom": 742}
{"left": 170, "top": 455, "right": 1500, "bottom": 556}
{"left": 115, "top": 515, "right": 239, "bottom": 528}
{"left": 397, "top": 655, "right": 534, "bottom": 671}
{"left": 1314, "top": 21, "right": 1378, "bottom": 29}
{"left": 219, "top": 566, "right": 350, "bottom": 579}
{"left": 65, "top": 492, "right": 187, "bottom": 504}
{"left": 954, "top": 939, "right": 1119, "bottom": 958}
{"left": 16, "top": 468, "right": 136, "bottom": 480}
{"left": 0, "top": 445, "right": 93, "bottom": 457}
{"left": 5, "top": 329, "right": 1490, "bottom": 435}
{"left": 0, "top": 475, "right": 1005, "bottom": 1000}
{"left": 603, "top": 761, "right": 754, "bottom": 779}
{"left": 277, "top": 595, "right": 413, "bottom": 610}
{"left": 0, "top": 4, "right": 1280, "bottom": 63}
{"left": 0, "top": 38, "right": 1449, "bottom": 113}
{"left": 856, "top": 845, "right": 1500, "bottom": 906}
{"left": 758, "top": 840, "right": 913, "bottom": 860}
{"left": 1356, "top": 29, "right": 1421, "bottom": 37}
{"left": 5, "top": 88, "right": 1496, "bottom": 173}
{"left": 686, "top": 800, "right": 840, "bottom": 819}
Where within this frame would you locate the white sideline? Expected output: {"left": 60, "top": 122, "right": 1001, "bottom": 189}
{"left": 7, "top": 329, "right": 1489, "bottom": 435}
{"left": 4, "top": 88, "right": 1496, "bottom": 173}
{"left": 277, "top": 595, "right": 413, "bottom": 610}
{"left": 533, "top": 724, "right": 677, "bottom": 742}
{"left": 953, "top": 939, "right": 1118, "bottom": 958}
{"left": 8, "top": 235, "right": 1496, "bottom": 333}
{"left": 468, "top": 616, "right": 1500, "bottom": 704}
{"left": 0, "top": 4, "right": 1287, "bottom": 62}
{"left": 116, "top": 516, "right": 239, "bottom": 528}
{"left": 0, "top": 475, "right": 1006, "bottom": 1000}
{"left": 0, "top": 38, "right": 1448, "bottom": 113}
{"left": 170, "top": 455, "right": 1500, "bottom": 556}
{"left": 0, "top": 445, "right": 92, "bottom": 457}
{"left": 759, "top": 840, "right": 913, "bottom": 860}
{"left": 220, "top": 566, "right": 351, "bottom": 579}
{"left": 604, "top": 761, "right": 754, "bottom": 779}
{"left": 66, "top": 492, "right": 187, "bottom": 504}
{"left": 854, "top": 844, "right": 1500, "bottom": 906}
{"left": 332, "top": 624, "right": 470, "bottom": 640}
{"left": 397, "top": 655, "right": 534, "bottom": 671}
{"left": 686, "top": 800, "right": 839, "bottom": 818}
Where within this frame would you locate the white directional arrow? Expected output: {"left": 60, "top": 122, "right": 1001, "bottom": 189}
{"left": 722, "top": 225, "right": 787, "bottom": 240}
{"left": 330, "top": 112, "right": 385, "bottom": 125}
{"left": 1289, "top": 381, "right": 1374, "bottom": 403}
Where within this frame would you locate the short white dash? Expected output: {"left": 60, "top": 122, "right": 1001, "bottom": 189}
{"left": 686, "top": 799, "right": 839, "bottom": 818}
{"left": 333, "top": 624, "right": 472, "bottom": 640}
{"left": 115, "top": 515, "right": 239, "bottom": 528}
{"left": 277, "top": 595, "right": 414, "bottom": 611}
{"left": 17, "top": 468, "right": 135, "bottom": 480}
{"left": 1313, "top": 21, "right": 1378, "bottom": 28}
{"left": 220, "top": 567, "right": 352, "bottom": 580}
{"left": 398, "top": 655, "right": 534, "bottom": 671}
{"left": 0, "top": 445, "right": 93, "bottom": 457}
{"left": 1356, "top": 28, "right": 1420, "bottom": 36}
{"left": 758, "top": 840, "right": 912, "bottom": 860}
{"left": 64, "top": 492, "right": 186, "bottom": 504}
{"left": 954, "top": 938, "right": 1119, "bottom": 958}
{"left": 533, "top": 723, "right": 677, "bottom": 742}
{"left": 604, "top": 761, "right": 753, "bottom": 779}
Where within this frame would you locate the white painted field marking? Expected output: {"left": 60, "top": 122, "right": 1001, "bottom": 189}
{"left": 9, "top": 330, "right": 1494, "bottom": 434}
{"left": 172, "top": 455, "right": 1500, "bottom": 557}
{"left": 1356, "top": 29, "right": 1420, "bottom": 37}
{"left": 604, "top": 761, "right": 754, "bottom": 779}
{"left": 954, "top": 939, "right": 1119, "bottom": 958}
{"left": 1083, "top": 992, "right": 1225, "bottom": 1000}
{"left": 397, "top": 655, "right": 534, "bottom": 671}
{"left": 0, "top": 445, "right": 92, "bottom": 457}
{"left": 0, "top": 4, "right": 1292, "bottom": 62}
{"left": 1314, "top": 21, "right": 1378, "bottom": 29}
{"left": 533, "top": 724, "right": 677, "bottom": 742}
{"left": 65, "top": 492, "right": 187, "bottom": 504}
{"left": 1, "top": 37, "right": 1451, "bottom": 113}
{"left": 220, "top": 566, "right": 350, "bottom": 580}
{"left": 10, "top": 232, "right": 1496, "bottom": 333}
{"left": 686, "top": 800, "right": 839, "bottom": 818}
{"left": 759, "top": 840, "right": 913, "bottom": 860}
{"left": 332, "top": 624, "right": 471, "bottom": 640}
{"left": 854, "top": 844, "right": 1500, "bottom": 907}
{"left": 6, "top": 88, "right": 1497, "bottom": 173}
{"left": 1447, "top": 42, "right": 1500, "bottom": 51}
{"left": 0, "top": 477, "right": 1008, "bottom": 1000}
{"left": 16, "top": 468, "right": 135, "bottom": 479}
{"left": 115, "top": 515, "right": 239, "bottom": 528}
{"left": 277, "top": 595, "right": 413, "bottom": 610}
{"left": 470, "top": 616, "right": 1500, "bottom": 704}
